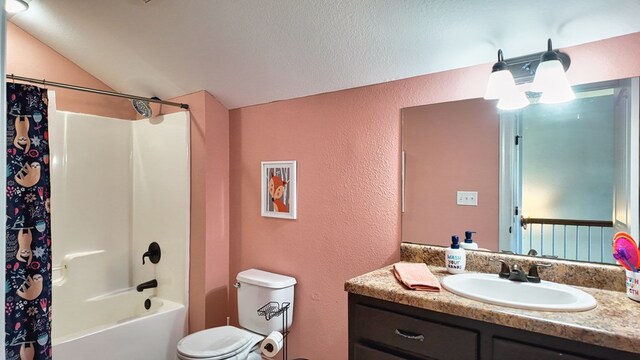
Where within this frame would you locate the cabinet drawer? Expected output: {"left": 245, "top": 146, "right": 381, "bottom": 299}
{"left": 493, "top": 338, "right": 589, "bottom": 360}
{"left": 354, "top": 304, "right": 478, "bottom": 360}
{"left": 353, "top": 343, "right": 407, "bottom": 360}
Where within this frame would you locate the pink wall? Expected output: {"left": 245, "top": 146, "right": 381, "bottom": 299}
{"left": 203, "top": 93, "right": 230, "bottom": 329}
{"left": 6, "top": 22, "right": 134, "bottom": 119}
{"left": 166, "top": 91, "right": 230, "bottom": 332}
{"left": 402, "top": 99, "right": 499, "bottom": 249}
{"left": 228, "top": 32, "right": 640, "bottom": 359}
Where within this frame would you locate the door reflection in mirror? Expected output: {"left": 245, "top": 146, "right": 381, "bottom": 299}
{"left": 501, "top": 78, "right": 638, "bottom": 263}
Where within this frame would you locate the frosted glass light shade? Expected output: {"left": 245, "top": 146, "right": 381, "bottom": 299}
{"left": 484, "top": 70, "right": 516, "bottom": 100}
{"left": 539, "top": 76, "right": 576, "bottom": 104}
{"left": 5, "top": 0, "right": 29, "bottom": 13}
{"left": 530, "top": 59, "right": 575, "bottom": 103}
{"left": 497, "top": 89, "right": 529, "bottom": 111}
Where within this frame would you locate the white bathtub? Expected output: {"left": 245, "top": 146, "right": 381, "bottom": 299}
{"left": 53, "top": 290, "right": 186, "bottom": 360}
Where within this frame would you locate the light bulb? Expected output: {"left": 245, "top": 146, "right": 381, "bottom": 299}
{"left": 497, "top": 89, "right": 529, "bottom": 111}
{"left": 531, "top": 59, "right": 575, "bottom": 103}
{"left": 5, "top": 0, "right": 29, "bottom": 13}
{"left": 485, "top": 70, "right": 517, "bottom": 100}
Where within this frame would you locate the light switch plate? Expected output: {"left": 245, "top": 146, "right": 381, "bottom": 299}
{"left": 457, "top": 191, "right": 478, "bottom": 206}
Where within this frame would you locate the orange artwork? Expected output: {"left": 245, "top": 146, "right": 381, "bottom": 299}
{"left": 261, "top": 161, "right": 297, "bottom": 219}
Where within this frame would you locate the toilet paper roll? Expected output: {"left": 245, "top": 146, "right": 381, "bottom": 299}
{"left": 260, "top": 331, "right": 284, "bottom": 358}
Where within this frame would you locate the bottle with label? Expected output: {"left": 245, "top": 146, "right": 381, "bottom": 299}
{"left": 446, "top": 235, "right": 466, "bottom": 274}
{"left": 460, "top": 230, "right": 478, "bottom": 250}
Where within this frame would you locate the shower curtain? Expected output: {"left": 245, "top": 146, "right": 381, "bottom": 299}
{"left": 5, "top": 84, "right": 52, "bottom": 360}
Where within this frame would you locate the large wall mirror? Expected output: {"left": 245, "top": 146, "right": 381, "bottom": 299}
{"left": 401, "top": 77, "right": 639, "bottom": 264}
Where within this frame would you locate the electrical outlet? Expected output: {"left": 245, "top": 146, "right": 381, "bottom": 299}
{"left": 457, "top": 191, "right": 478, "bottom": 206}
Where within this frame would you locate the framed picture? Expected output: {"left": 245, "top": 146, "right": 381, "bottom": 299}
{"left": 261, "top": 161, "right": 297, "bottom": 219}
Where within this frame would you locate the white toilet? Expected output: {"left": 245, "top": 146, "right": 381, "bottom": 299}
{"left": 177, "top": 269, "right": 296, "bottom": 360}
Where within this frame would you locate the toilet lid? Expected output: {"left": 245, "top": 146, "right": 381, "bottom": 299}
{"left": 177, "top": 326, "right": 254, "bottom": 359}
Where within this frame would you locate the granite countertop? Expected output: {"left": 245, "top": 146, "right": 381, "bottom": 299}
{"left": 345, "top": 264, "right": 640, "bottom": 354}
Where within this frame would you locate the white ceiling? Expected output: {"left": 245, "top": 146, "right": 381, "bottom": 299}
{"left": 9, "top": 0, "right": 640, "bottom": 109}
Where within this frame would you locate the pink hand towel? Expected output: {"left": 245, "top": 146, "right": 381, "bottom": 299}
{"left": 393, "top": 262, "right": 441, "bottom": 292}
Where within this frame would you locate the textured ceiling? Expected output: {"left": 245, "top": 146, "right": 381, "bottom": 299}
{"left": 9, "top": 0, "right": 640, "bottom": 109}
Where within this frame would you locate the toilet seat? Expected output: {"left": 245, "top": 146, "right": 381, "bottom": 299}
{"left": 177, "top": 326, "right": 263, "bottom": 360}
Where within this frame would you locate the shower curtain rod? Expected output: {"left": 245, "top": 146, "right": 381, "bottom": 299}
{"left": 6, "top": 74, "right": 189, "bottom": 110}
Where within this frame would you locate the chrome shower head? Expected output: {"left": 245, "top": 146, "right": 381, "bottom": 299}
{"left": 131, "top": 99, "right": 152, "bottom": 118}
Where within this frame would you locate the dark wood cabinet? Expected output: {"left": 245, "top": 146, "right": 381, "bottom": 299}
{"left": 354, "top": 303, "right": 478, "bottom": 359}
{"left": 349, "top": 294, "right": 639, "bottom": 360}
{"left": 353, "top": 343, "right": 408, "bottom": 360}
{"left": 491, "top": 338, "right": 588, "bottom": 360}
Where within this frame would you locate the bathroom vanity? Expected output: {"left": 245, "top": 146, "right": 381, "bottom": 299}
{"left": 345, "top": 245, "right": 640, "bottom": 360}
{"left": 349, "top": 293, "right": 637, "bottom": 360}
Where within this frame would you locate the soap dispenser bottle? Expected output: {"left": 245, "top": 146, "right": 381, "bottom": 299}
{"left": 460, "top": 231, "right": 478, "bottom": 250}
{"left": 446, "top": 235, "right": 466, "bottom": 274}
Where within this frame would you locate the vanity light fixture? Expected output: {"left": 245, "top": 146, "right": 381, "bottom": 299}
{"left": 485, "top": 49, "right": 529, "bottom": 110}
{"left": 486, "top": 38, "right": 574, "bottom": 110}
{"left": 485, "top": 50, "right": 513, "bottom": 99}
{"left": 530, "top": 39, "right": 575, "bottom": 104}
{"left": 5, "top": 0, "right": 29, "bottom": 13}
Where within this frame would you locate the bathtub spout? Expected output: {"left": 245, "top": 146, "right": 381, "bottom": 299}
{"left": 136, "top": 279, "right": 158, "bottom": 292}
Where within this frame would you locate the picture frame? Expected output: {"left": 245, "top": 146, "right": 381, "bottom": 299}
{"left": 261, "top": 160, "right": 297, "bottom": 219}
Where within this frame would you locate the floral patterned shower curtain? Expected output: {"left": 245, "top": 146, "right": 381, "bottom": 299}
{"left": 5, "top": 84, "right": 52, "bottom": 360}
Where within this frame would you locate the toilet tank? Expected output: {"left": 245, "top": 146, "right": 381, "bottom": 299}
{"left": 236, "top": 269, "right": 296, "bottom": 335}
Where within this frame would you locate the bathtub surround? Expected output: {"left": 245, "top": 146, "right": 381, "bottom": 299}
{"left": 5, "top": 84, "right": 52, "bottom": 360}
{"left": 131, "top": 113, "right": 191, "bottom": 308}
{"left": 8, "top": 23, "right": 231, "bottom": 333}
{"left": 47, "top": 94, "right": 190, "bottom": 359}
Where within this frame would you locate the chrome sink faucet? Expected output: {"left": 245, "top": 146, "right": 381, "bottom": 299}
{"left": 491, "top": 258, "right": 552, "bottom": 283}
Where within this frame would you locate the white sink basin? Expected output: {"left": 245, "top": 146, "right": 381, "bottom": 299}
{"left": 441, "top": 273, "right": 597, "bottom": 312}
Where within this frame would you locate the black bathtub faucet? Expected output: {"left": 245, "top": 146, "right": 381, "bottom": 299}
{"left": 136, "top": 279, "right": 158, "bottom": 292}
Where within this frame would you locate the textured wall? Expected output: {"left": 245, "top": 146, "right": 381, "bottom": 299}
{"left": 402, "top": 98, "right": 499, "bottom": 249}
{"left": 228, "top": 64, "right": 489, "bottom": 360}
{"left": 166, "top": 91, "right": 230, "bottom": 332}
{"left": 228, "top": 33, "right": 640, "bottom": 360}
{"left": 203, "top": 93, "right": 231, "bottom": 328}
{"left": 6, "top": 22, "right": 134, "bottom": 119}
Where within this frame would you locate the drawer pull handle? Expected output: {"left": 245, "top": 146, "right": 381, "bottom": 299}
{"left": 394, "top": 329, "right": 424, "bottom": 342}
